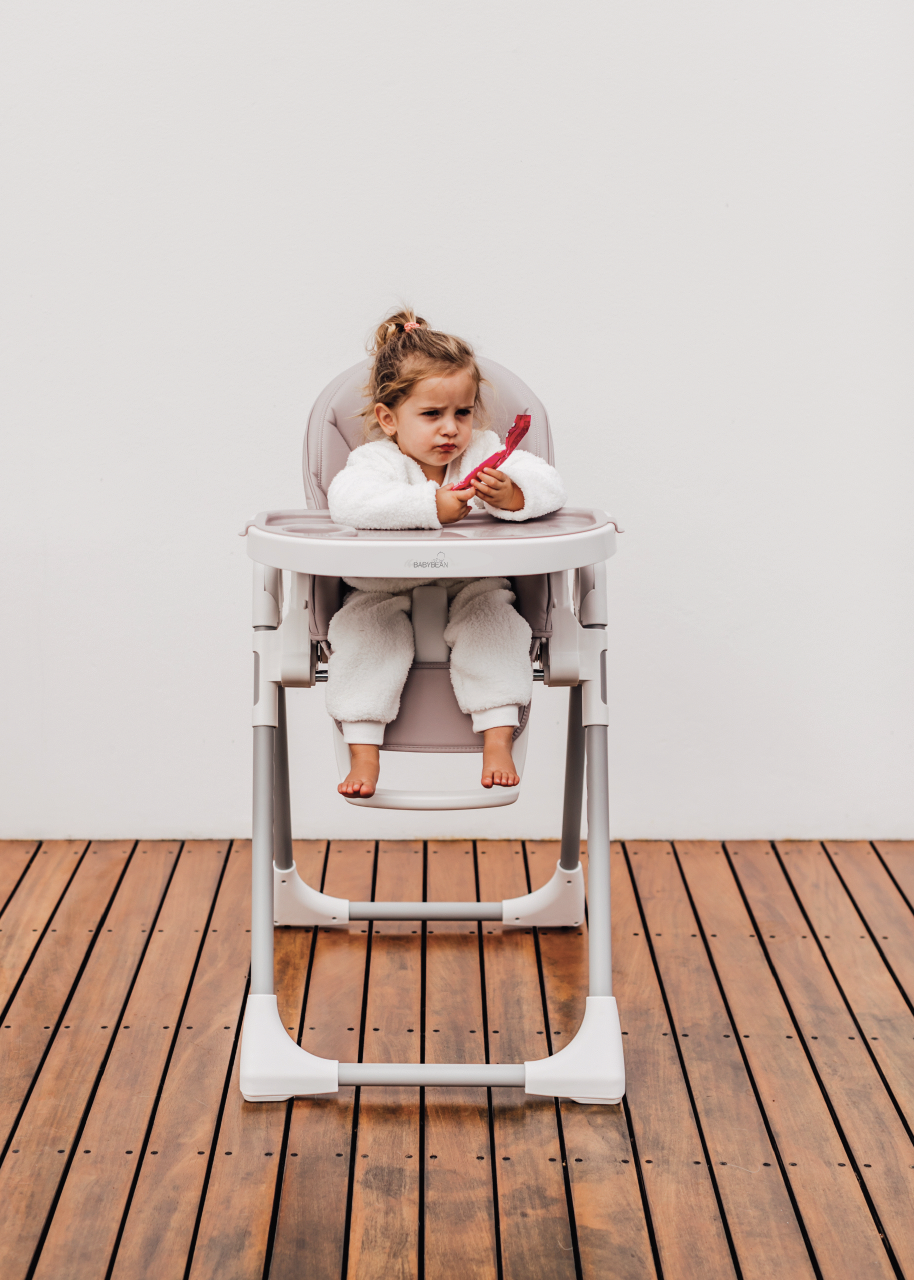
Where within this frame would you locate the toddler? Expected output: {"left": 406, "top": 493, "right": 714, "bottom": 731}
{"left": 327, "top": 309, "right": 566, "bottom": 797}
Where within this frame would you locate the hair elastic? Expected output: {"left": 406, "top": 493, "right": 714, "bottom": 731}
{"left": 403, "top": 321, "right": 421, "bottom": 332}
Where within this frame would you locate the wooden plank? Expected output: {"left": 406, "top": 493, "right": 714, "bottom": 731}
{"left": 626, "top": 841, "right": 813, "bottom": 1278}
{"left": 579, "top": 843, "right": 736, "bottom": 1279}
{"left": 0, "top": 841, "right": 40, "bottom": 915}
{"left": 476, "top": 840, "right": 577, "bottom": 1280}
{"left": 0, "top": 842, "right": 131, "bottom": 1150}
{"left": 676, "top": 840, "right": 895, "bottom": 1279}
{"left": 424, "top": 840, "right": 498, "bottom": 1280}
{"left": 532, "top": 841, "right": 681, "bottom": 1279}
{"left": 873, "top": 840, "right": 914, "bottom": 906}
{"left": 0, "top": 841, "right": 178, "bottom": 1280}
{"left": 0, "top": 840, "right": 86, "bottom": 1011}
{"left": 731, "top": 840, "right": 914, "bottom": 1273}
{"left": 346, "top": 840, "right": 424, "bottom": 1280}
{"left": 531, "top": 841, "right": 656, "bottom": 1280}
{"left": 271, "top": 841, "right": 376, "bottom": 1280}
{"left": 110, "top": 840, "right": 254, "bottom": 1280}
{"left": 776, "top": 842, "right": 914, "bottom": 1126}
{"left": 188, "top": 841, "right": 326, "bottom": 1280}
{"left": 32, "top": 841, "right": 229, "bottom": 1280}
{"left": 824, "top": 840, "right": 914, "bottom": 998}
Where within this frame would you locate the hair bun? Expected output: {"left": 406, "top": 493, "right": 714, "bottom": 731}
{"left": 372, "top": 309, "right": 427, "bottom": 352}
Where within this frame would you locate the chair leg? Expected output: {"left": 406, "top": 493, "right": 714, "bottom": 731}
{"left": 585, "top": 724, "right": 612, "bottom": 997}
{"left": 273, "top": 687, "right": 294, "bottom": 872}
{"left": 527, "top": 725, "right": 624, "bottom": 1104}
{"left": 560, "top": 684, "right": 585, "bottom": 871}
{"left": 252, "top": 725, "right": 276, "bottom": 995}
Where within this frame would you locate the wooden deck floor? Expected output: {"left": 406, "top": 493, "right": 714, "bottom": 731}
{"left": 1, "top": 838, "right": 913, "bottom": 1279}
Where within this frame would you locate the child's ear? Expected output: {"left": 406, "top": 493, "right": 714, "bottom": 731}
{"left": 375, "top": 403, "right": 397, "bottom": 437}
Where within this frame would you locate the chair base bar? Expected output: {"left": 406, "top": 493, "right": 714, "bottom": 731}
{"left": 349, "top": 902, "right": 503, "bottom": 921}
{"left": 239, "top": 994, "right": 624, "bottom": 1106}
{"left": 273, "top": 860, "right": 585, "bottom": 928}
{"left": 338, "top": 1063, "right": 526, "bottom": 1087}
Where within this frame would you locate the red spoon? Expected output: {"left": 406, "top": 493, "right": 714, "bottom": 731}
{"left": 450, "top": 413, "right": 531, "bottom": 492}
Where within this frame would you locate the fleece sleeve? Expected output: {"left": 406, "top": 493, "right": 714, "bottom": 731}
{"left": 328, "top": 442, "right": 441, "bottom": 530}
{"left": 479, "top": 448, "right": 567, "bottom": 522}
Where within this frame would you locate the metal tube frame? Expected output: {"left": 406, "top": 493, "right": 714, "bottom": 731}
{"left": 338, "top": 1063, "right": 526, "bottom": 1087}
{"left": 273, "top": 686, "right": 294, "bottom": 872}
{"left": 251, "top": 724, "right": 276, "bottom": 995}
{"left": 584, "top": 724, "right": 612, "bottom": 997}
{"left": 349, "top": 901, "right": 503, "bottom": 921}
{"left": 560, "top": 683, "right": 585, "bottom": 871}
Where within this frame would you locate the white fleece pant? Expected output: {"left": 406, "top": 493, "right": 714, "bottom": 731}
{"left": 325, "top": 577, "right": 533, "bottom": 744}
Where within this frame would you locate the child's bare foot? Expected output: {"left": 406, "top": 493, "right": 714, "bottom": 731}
{"left": 481, "top": 726, "right": 520, "bottom": 788}
{"left": 339, "top": 744, "right": 380, "bottom": 797}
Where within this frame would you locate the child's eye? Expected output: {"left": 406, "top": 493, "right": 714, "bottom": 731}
{"left": 456, "top": 408, "right": 472, "bottom": 417}
{"left": 422, "top": 410, "right": 441, "bottom": 418}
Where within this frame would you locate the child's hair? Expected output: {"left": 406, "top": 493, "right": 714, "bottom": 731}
{"left": 361, "top": 308, "right": 486, "bottom": 439}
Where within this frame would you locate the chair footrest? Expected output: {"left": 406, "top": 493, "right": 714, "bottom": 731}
{"left": 342, "top": 786, "right": 522, "bottom": 810}
{"left": 332, "top": 720, "right": 528, "bottom": 809}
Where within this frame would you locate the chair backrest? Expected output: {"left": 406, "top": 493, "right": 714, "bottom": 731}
{"left": 302, "top": 356, "right": 555, "bottom": 508}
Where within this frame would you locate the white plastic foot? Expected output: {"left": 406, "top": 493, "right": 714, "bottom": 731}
{"left": 502, "top": 860, "right": 585, "bottom": 927}
{"left": 524, "top": 996, "right": 625, "bottom": 1104}
{"left": 273, "top": 861, "right": 349, "bottom": 927}
{"left": 240, "top": 995, "right": 339, "bottom": 1101}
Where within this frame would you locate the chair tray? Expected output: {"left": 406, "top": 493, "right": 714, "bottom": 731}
{"left": 245, "top": 508, "right": 617, "bottom": 577}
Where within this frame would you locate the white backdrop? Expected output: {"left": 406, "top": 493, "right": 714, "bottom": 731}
{"left": 2, "top": 2, "right": 912, "bottom": 840}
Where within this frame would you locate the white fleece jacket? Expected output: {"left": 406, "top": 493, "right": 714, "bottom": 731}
{"left": 327, "top": 430, "right": 566, "bottom": 530}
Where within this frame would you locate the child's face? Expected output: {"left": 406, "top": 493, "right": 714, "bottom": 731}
{"left": 375, "top": 369, "right": 476, "bottom": 477}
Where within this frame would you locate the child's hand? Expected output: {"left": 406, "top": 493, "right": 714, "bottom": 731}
{"left": 436, "top": 485, "right": 472, "bottom": 524}
{"left": 471, "top": 468, "right": 524, "bottom": 512}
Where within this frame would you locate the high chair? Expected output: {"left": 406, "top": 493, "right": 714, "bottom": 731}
{"left": 240, "top": 356, "right": 626, "bottom": 1105}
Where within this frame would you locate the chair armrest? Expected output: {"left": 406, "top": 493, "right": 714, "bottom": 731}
{"left": 253, "top": 563, "right": 282, "bottom": 627}
{"left": 542, "top": 571, "right": 581, "bottom": 686}
{"left": 281, "top": 573, "right": 318, "bottom": 687}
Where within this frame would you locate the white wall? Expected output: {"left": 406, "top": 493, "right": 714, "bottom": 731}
{"left": 2, "top": 2, "right": 912, "bottom": 840}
